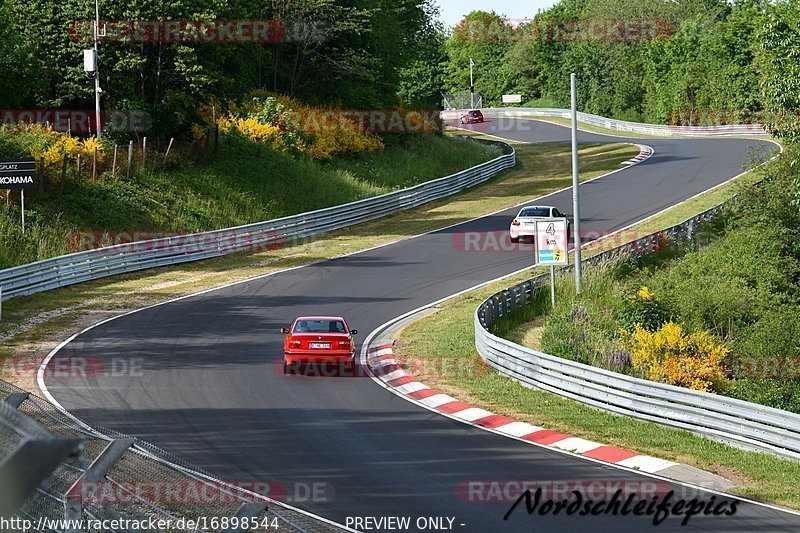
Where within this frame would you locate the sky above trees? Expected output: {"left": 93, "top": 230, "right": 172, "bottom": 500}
{"left": 436, "top": 0, "right": 556, "bottom": 27}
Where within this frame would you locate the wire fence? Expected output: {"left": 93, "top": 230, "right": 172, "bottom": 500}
{"left": 0, "top": 379, "right": 348, "bottom": 532}
{"left": 1, "top": 130, "right": 218, "bottom": 212}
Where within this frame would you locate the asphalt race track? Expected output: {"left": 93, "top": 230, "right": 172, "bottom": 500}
{"left": 43, "top": 118, "right": 800, "bottom": 531}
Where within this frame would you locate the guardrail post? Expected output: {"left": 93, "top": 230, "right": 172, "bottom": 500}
{"left": 1, "top": 439, "right": 83, "bottom": 518}
{"left": 224, "top": 502, "right": 270, "bottom": 532}
{"left": 4, "top": 392, "right": 30, "bottom": 409}
{"left": 64, "top": 438, "right": 134, "bottom": 532}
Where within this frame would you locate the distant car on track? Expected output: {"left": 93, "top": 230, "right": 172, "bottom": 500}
{"left": 460, "top": 110, "right": 485, "bottom": 124}
{"left": 509, "top": 205, "right": 568, "bottom": 244}
{"left": 281, "top": 316, "right": 357, "bottom": 373}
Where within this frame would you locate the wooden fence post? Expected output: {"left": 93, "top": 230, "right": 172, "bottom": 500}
{"left": 126, "top": 140, "right": 134, "bottom": 179}
{"left": 60, "top": 154, "right": 67, "bottom": 192}
{"left": 163, "top": 138, "right": 174, "bottom": 166}
{"left": 92, "top": 148, "right": 98, "bottom": 182}
{"left": 38, "top": 157, "right": 45, "bottom": 193}
{"left": 142, "top": 137, "right": 147, "bottom": 169}
{"left": 111, "top": 145, "right": 118, "bottom": 179}
{"left": 212, "top": 106, "right": 219, "bottom": 154}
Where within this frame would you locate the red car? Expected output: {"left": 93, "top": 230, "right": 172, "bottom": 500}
{"left": 460, "top": 110, "right": 485, "bottom": 124}
{"left": 281, "top": 316, "right": 357, "bottom": 373}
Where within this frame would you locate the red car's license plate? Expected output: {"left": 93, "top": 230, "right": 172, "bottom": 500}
{"left": 309, "top": 343, "right": 331, "bottom": 349}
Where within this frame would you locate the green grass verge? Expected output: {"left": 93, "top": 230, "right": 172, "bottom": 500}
{"left": 394, "top": 151, "right": 800, "bottom": 509}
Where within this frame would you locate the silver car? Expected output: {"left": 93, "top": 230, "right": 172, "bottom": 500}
{"left": 509, "top": 205, "right": 568, "bottom": 243}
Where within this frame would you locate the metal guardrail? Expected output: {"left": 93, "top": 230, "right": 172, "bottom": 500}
{"left": 0, "top": 379, "right": 347, "bottom": 532}
{"left": 0, "top": 140, "right": 514, "bottom": 302}
{"left": 474, "top": 205, "right": 800, "bottom": 461}
{"left": 442, "top": 108, "right": 769, "bottom": 136}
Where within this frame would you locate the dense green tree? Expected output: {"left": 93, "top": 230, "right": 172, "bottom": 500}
{"left": 757, "top": 0, "right": 800, "bottom": 140}
{"left": 0, "top": 2, "right": 29, "bottom": 107}
{"left": 397, "top": 1, "right": 446, "bottom": 108}
{"left": 443, "top": 11, "right": 516, "bottom": 105}
{"left": 2, "top": 0, "right": 444, "bottom": 136}
{"left": 460, "top": 0, "right": 775, "bottom": 127}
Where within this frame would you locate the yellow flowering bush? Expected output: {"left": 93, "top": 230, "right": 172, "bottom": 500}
{"left": 617, "top": 285, "right": 670, "bottom": 332}
{"left": 305, "top": 128, "right": 384, "bottom": 161}
{"left": 190, "top": 123, "right": 207, "bottom": 144}
{"left": 1, "top": 123, "right": 106, "bottom": 181}
{"left": 81, "top": 137, "right": 105, "bottom": 162}
{"left": 621, "top": 321, "right": 729, "bottom": 392}
{"left": 231, "top": 117, "right": 282, "bottom": 144}
{"left": 217, "top": 95, "right": 384, "bottom": 161}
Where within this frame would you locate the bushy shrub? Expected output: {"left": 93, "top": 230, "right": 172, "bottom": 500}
{"left": 621, "top": 322, "right": 729, "bottom": 392}
{"left": 305, "top": 128, "right": 384, "bottom": 161}
{"left": 727, "top": 379, "right": 800, "bottom": 414}
{"left": 541, "top": 306, "right": 618, "bottom": 367}
{"left": 0, "top": 124, "right": 108, "bottom": 182}
{"left": 617, "top": 285, "right": 670, "bottom": 332}
{"left": 730, "top": 305, "right": 800, "bottom": 368}
{"left": 218, "top": 95, "right": 384, "bottom": 161}
{"left": 647, "top": 223, "right": 795, "bottom": 337}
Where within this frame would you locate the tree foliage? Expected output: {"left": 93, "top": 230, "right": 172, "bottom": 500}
{"left": 3, "top": 0, "right": 447, "bottom": 137}
{"left": 442, "top": 0, "right": 800, "bottom": 137}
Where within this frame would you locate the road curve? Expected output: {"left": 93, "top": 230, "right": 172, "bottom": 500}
{"left": 43, "top": 118, "right": 797, "bottom": 531}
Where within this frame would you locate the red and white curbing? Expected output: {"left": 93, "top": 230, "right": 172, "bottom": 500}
{"left": 620, "top": 144, "right": 654, "bottom": 166}
{"left": 366, "top": 342, "right": 678, "bottom": 475}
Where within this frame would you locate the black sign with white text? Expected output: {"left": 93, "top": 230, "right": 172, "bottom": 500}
{"left": 0, "top": 158, "right": 36, "bottom": 189}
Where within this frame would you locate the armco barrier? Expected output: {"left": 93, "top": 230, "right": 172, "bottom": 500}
{"left": 0, "top": 140, "right": 514, "bottom": 302}
{"left": 475, "top": 204, "right": 800, "bottom": 461}
{"left": 443, "top": 107, "right": 769, "bottom": 136}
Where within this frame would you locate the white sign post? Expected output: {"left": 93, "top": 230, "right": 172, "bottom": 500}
{"left": 502, "top": 94, "right": 522, "bottom": 104}
{"left": 535, "top": 218, "right": 569, "bottom": 308}
{"left": 0, "top": 158, "right": 36, "bottom": 234}
{"left": 571, "top": 73, "right": 582, "bottom": 294}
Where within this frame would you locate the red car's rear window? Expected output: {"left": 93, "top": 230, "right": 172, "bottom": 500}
{"left": 293, "top": 320, "right": 347, "bottom": 333}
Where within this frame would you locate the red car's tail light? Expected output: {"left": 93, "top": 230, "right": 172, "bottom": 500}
{"left": 512, "top": 219, "right": 521, "bottom": 226}
{"left": 290, "top": 340, "right": 302, "bottom": 348}
{"left": 338, "top": 341, "right": 350, "bottom": 348}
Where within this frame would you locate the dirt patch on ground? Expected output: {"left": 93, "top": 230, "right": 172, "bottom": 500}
{"left": 1, "top": 303, "right": 126, "bottom": 392}
{"left": 706, "top": 463, "right": 753, "bottom": 487}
